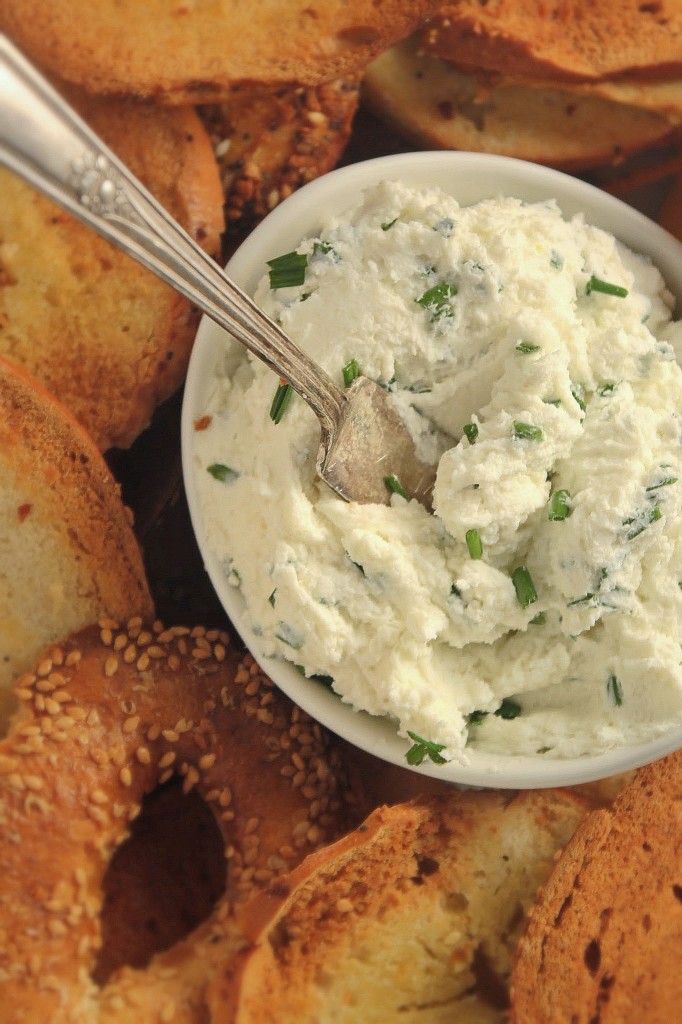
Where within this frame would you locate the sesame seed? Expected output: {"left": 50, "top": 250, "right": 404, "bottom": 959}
{"left": 122, "top": 716, "right": 140, "bottom": 734}
{"left": 158, "top": 751, "right": 176, "bottom": 769}
{"left": 36, "top": 658, "right": 53, "bottom": 677}
{"left": 44, "top": 697, "right": 61, "bottom": 715}
{"left": 15, "top": 688, "right": 33, "bottom": 702}
{"left": 136, "top": 653, "right": 150, "bottom": 672}
{"left": 136, "top": 747, "right": 151, "bottom": 765}
{"left": 147, "top": 723, "right": 161, "bottom": 742}
{"left": 113, "top": 633, "right": 127, "bottom": 651}
{"left": 198, "top": 753, "right": 216, "bottom": 770}
{"left": 104, "top": 656, "right": 119, "bottom": 678}
{"left": 100, "top": 628, "right": 113, "bottom": 647}
{"left": 90, "top": 789, "right": 108, "bottom": 805}
{"left": 119, "top": 767, "right": 132, "bottom": 787}
{"left": 162, "top": 729, "right": 179, "bottom": 743}
{"left": 65, "top": 650, "right": 81, "bottom": 667}
{"left": 123, "top": 645, "right": 137, "bottom": 664}
{"left": 336, "top": 898, "right": 354, "bottom": 914}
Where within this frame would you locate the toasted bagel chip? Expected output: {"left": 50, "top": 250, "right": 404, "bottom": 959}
{"left": 200, "top": 76, "right": 360, "bottom": 240}
{"left": 363, "top": 37, "right": 677, "bottom": 170}
{"left": 0, "top": 85, "right": 224, "bottom": 450}
{"left": 0, "top": 1, "right": 444, "bottom": 103}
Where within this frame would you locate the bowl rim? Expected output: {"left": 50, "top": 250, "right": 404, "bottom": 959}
{"left": 182, "top": 150, "right": 682, "bottom": 788}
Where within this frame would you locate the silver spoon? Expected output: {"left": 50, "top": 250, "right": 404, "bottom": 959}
{"left": 0, "top": 35, "right": 436, "bottom": 508}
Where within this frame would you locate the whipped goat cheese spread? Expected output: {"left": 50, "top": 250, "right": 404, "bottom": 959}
{"left": 193, "top": 180, "right": 682, "bottom": 763}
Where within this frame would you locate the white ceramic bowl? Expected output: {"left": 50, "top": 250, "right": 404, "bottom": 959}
{"left": 182, "top": 151, "right": 682, "bottom": 789}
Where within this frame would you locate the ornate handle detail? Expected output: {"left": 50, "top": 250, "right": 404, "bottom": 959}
{"left": 0, "top": 34, "right": 347, "bottom": 439}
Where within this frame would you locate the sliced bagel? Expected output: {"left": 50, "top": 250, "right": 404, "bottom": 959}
{"left": 511, "top": 751, "right": 682, "bottom": 1023}
{"left": 219, "top": 789, "right": 591, "bottom": 1023}
{"left": 200, "top": 75, "right": 361, "bottom": 240}
{"left": 0, "top": 84, "right": 224, "bottom": 451}
{"left": 0, "top": 1, "right": 444, "bottom": 103}
{"left": 362, "top": 36, "right": 678, "bottom": 171}
{"left": 420, "top": 1, "right": 682, "bottom": 83}
{"left": 0, "top": 356, "right": 152, "bottom": 728}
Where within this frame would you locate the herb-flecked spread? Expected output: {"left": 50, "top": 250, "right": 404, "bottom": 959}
{"left": 194, "top": 181, "right": 682, "bottom": 763}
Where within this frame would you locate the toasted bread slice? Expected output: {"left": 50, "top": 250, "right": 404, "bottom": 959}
{"left": 0, "top": 85, "right": 223, "bottom": 451}
{"left": 511, "top": 751, "right": 682, "bottom": 1023}
{"left": 421, "top": 1, "right": 682, "bottom": 83}
{"left": 200, "top": 76, "right": 360, "bottom": 240}
{"left": 0, "top": 357, "right": 153, "bottom": 729}
{"left": 216, "top": 789, "right": 590, "bottom": 1023}
{"left": 362, "top": 37, "right": 677, "bottom": 170}
{"left": 0, "top": 1, "right": 444, "bottom": 103}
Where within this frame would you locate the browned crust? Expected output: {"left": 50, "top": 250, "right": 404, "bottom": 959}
{"left": 0, "top": 2, "right": 444, "bottom": 103}
{"left": 221, "top": 789, "right": 591, "bottom": 1023}
{"left": 511, "top": 751, "right": 682, "bottom": 1023}
{"left": 200, "top": 76, "right": 361, "bottom": 240}
{"left": 0, "top": 86, "right": 224, "bottom": 451}
{"left": 421, "top": 1, "right": 682, "bottom": 84}
{"left": 0, "top": 622, "right": 367, "bottom": 1021}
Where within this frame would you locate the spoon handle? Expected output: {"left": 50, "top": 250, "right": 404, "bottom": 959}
{"left": 0, "top": 34, "right": 346, "bottom": 437}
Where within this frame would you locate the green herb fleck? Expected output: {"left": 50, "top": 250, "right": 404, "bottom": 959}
{"left": 467, "top": 710, "right": 488, "bottom": 726}
{"left": 512, "top": 421, "right": 544, "bottom": 442}
{"left": 512, "top": 566, "right": 538, "bottom": 608}
{"left": 381, "top": 217, "right": 398, "bottom": 231}
{"left": 270, "top": 380, "right": 294, "bottom": 424}
{"left": 606, "top": 674, "right": 623, "bottom": 706}
{"left": 268, "top": 589, "right": 276, "bottom": 607}
{"left": 516, "top": 340, "right": 540, "bottom": 354}
{"left": 384, "top": 473, "right": 409, "bottom": 500}
{"left": 312, "top": 241, "right": 335, "bottom": 258}
{"left": 623, "top": 505, "right": 662, "bottom": 539}
{"left": 207, "top": 463, "right": 239, "bottom": 483}
{"left": 463, "top": 422, "right": 479, "bottom": 444}
{"left": 646, "top": 476, "right": 678, "bottom": 492}
{"left": 586, "top": 276, "right": 628, "bottom": 298}
{"left": 495, "top": 698, "right": 522, "bottom": 720}
{"left": 342, "top": 358, "right": 361, "bottom": 387}
{"left": 570, "top": 382, "right": 587, "bottom": 412}
{"left": 275, "top": 623, "right": 304, "bottom": 650}
{"left": 548, "top": 489, "right": 572, "bottom": 521}
{"left": 416, "top": 282, "right": 457, "bottom": 322}
{"left": 405, "top": 731, "right": 447, "bottom": 767}
{"left": 550, "top": 251, "right": 564, "bottom": 270}
{"left": 266, "top": 250, "right": 307, "bottom": 289}
{"left": 465, "top": 528, "right": 483, "bottom": 560}
{"left": 597, "top": 381, "right": 619, "bottom": 396}
{"left": 529, "top": 611, "right": 546, "bottom": 625}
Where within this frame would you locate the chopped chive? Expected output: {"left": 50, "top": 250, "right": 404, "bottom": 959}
{"left": 586, "top": 276, "right": 628, "bottom": 298}
{"left": 266, "top": 250, "right": 308, "bottom": 289}
{"left": 384, "top": 473, "right": 409, "bottom": 500}
{"left": 465, "top": 528, "right": 483, "bottom": 560}
{"left": 495, "top": 698, "right": 522, "bottom": 720}
{"left": 529, "top": 611, "right": 546, "bottom": 625}
{"left": 342, "top": 358, "right": 361, "bottom": 387}
{"left": 416, "top": 282, "right": 457, "bottom": 322}
{"left": 597, "top": 381, "right": 619, "bottom": 396}
{"left": 312, "top": 241, "right": 336, "bottom": 260}
{"left": 570, "top": 382, "right": 587, "bottom": 412}
{"left": 516, "top": 340, "right": 540, "bottom": 354}
{"left": 544, "top": 398, "right": 562, "bottom": 407}
{"left": 462, "top": 422, "right": 478, "bottom": 444}
{"left": 567, "top": 591, "right": 596, "bottom": 607}
{"left": 467, "top": 709, "right": 488, "bottom": 726}
{"left": 548, "top": 489, "right": 572, "bottom": 521}
{"left": 381, "top": 217, "right": 398, "bottom": 231}
{"left": 606, "top": 674, "right": 623, "bottom": 707}
{"left": 512, "top": 421, "right": 544, "bottom": 441}
{"left": 405, "top": 731, "right": 447, "bottom": 767}
{"left": 207, "top": 463, "right": 239, "bottom": 483}
{"left": 269, "top": 380, "right": 294, "bottom": 423}
{"left": 275, "top": 623, "right": 304, "bottom": 650}
{"left": 268, "top": 589, "right": 276, "bottom": 607}
{"left": 623, "top": 505, "right": 662, "bottom": 539}
{"left": 512, "top": 566, "right": 538, "bottom": 608}
{"left": 646, "top": 476, "right": 678, "bottom": 492}
{"left": 550, "top": 250, "right": 564, "bottom": 270}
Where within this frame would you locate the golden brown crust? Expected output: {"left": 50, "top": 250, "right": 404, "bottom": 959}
{"left": 221, "top": 789, "right": 591, "bottom": 1023}
{"left": 0, "top": 85, "right": 224, "bottom": 451}
{"left": 362, "top": 36, "right": 678, "bottom": 171}
{"left": 511, "top": 752, "right": 682, "bottom": 1023}
{"left": 200, "top": 76, "right": 360, "bottom": 240}
{"left": 421, "top": 1, "right": 682, "bottom": 83}
{"left": 0, "top": 1, "right": 444, "bottom": 103}
{"left": 0, "top": 356, "right": 153, "bottom": 726}
{"left": 0, "top": 620, "right": 366, "bottom": 1023}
